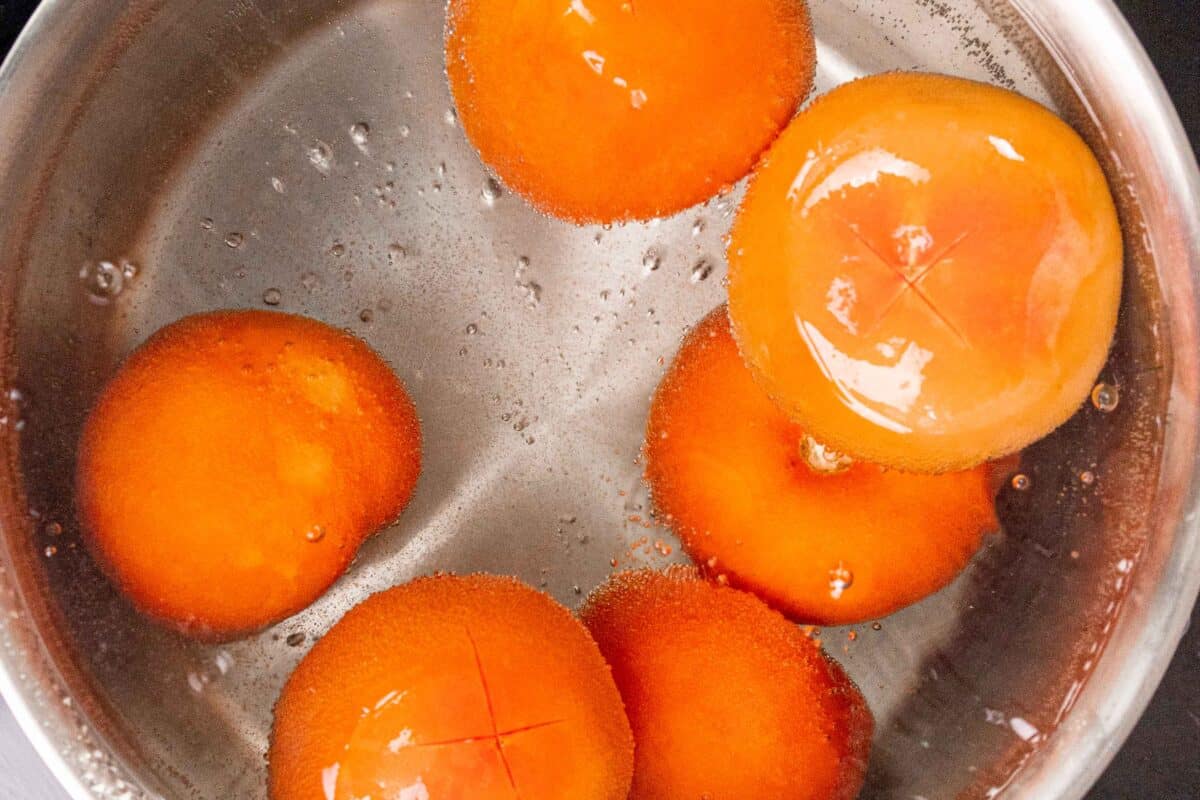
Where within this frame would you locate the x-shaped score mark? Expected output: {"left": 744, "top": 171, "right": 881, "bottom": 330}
{"left": 380, "top": 628, "right": 567, "bottom": 800}
{"left": 835, "top": 213, "right": 976, "bottom": 347}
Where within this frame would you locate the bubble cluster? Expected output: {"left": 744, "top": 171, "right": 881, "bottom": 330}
{"left": 78, "top": 259, "right": 138, "bottom": 304}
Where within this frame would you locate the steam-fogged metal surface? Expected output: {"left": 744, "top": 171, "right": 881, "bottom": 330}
{"left": 0, "top": 1, "right": 1195, "bottom": 799}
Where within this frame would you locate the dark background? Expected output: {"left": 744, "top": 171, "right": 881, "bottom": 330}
{"left": 0, "top": 0, "right": 1196, "bottom": 798}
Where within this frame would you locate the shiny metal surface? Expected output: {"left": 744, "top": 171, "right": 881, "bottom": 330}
{"left": 0, "top": 1, "right": 1195, "bottom": 799}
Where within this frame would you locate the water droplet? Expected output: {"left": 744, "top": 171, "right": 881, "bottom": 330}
{"left": 871, "top": 622, "right": 883, "bottom": 631}
{"left": 43, "top": 545, "right": 57, "bottom": 558}
{"left": 306, "top": 140, "right": 333, "bottom": 174}
{"left": 691, "top": 218, "right": 706, "bottom": 237}
{"left": 300, "top": 271, "right": 319, "bottom": 292}
{"left": 78, "top": 260, "right": 125, "bottom": 304}
{"left": 641, "top": 249, "right": 662, "bottom": 273}
{"left": 1011, "top": 474, "right": 1031, "bottom": 491}
{"left": 1091, "top": 383, "right": 1120, "bottom": 412}
{"left": 1079, "top": 470, "right": 1096, "bottom": 486}
{"left": 262, "top": 288, "right": 282, "bottom": 306}
{"left": 829, "top": 563, "right": 854, "bottom": 599}
{"left": 399, "top": 124, "right": 411, "bottom": 138}
{"left": 388, "top": 243, "right": 407, "bottom": 263}
{"left": 330, "top": 242, "right": 346, "bottom": 258}
{"left": 800, "top": 435, "right": 853, "bottom": 475}
{"left": 515, "top": 255, "right": 530, "bottom": 276}
{"left": 200, "top": 217, "right": 214, "bottom": 230}
{"left": 43, "top": 521, "right": 63, "bottom": 537}
{"left": 224, "top": 232, "right": 244, "bottom": 249}
{"left": 349, "top": 122, "right": 370, "bottom": 151}
{"left": 466, "top": 323, "right": 479, "bottom": 335}
{"left": 286, "top": 632, "right": 306, "bottom": 647}
{"left": 481, "top": 178, "right": 503, "bottom": 206}
{"left": 444, "top": 108, "right": 458, "bottom": 127}
{"left": 305, "top": 525, "right": 326, "bottom": 543}
{"left": 270, "top": 176, "right": 286, "bottom": 194}
{"left": 359, "top": 308, "right": 374, "bottom": 323}
{"left": 690, "top": 259, "right": 714, "bottom": 283}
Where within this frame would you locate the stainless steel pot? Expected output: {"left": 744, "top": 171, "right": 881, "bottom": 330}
{"left": 0, "top": 1, "right": 1196, "bottom": 798}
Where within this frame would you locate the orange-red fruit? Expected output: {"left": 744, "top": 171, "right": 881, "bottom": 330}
{"left": 728, "top": 72, "right": 1123, "bottom": 472}
{"left": 270, "top": 574, "right": 634, "bottom": 800}
{"left": 446, "top": 0, "right": 816, "bottom": 224}
{"left": 581, "top": 567, "right": 873, "bottom": 800}
{"left": 647, "top": 307, "right": 1002, "bottom": 625}
{"left": 76, "top": 310, "right": 421, "bottom": 638}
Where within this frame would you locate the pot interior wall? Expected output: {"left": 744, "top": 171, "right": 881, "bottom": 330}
{"left": 0, "top": 1, "right": 1174, "bottom": 798}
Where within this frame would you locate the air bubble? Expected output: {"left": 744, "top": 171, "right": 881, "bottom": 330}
{"left": 1091, "top": 383, "right": 1119, "bottom": 412}
{"left": 690, "top": 259, "right": 714, "bottom": 283}
{"left": 79, "top": 260, "right": 126, "bottom": 304}
{"left": 304, "top": 525, "right": 325, "bottom": 543}
{"left": 829, "top": 563, "right": 854, "bottom": 599}
{"left": 262, "top": 288, "right": 282, "bottom": 306}
{"left": 1011, "top": 474, "right": 1031, "bottom": 491}
{"left": 800, "top": 435, "right": 853, "bottom": 475}
{"left": 270, "top": 177, "right": 286, "bottom": 194}
{"left": 306, "top": 140, "right": 333, "bottom": 174}
{"left": 349, "top": 122, "right": 370, "bottom": 151}
{"left": 224, "top": 232, "right": 244, "bottom": 249}
{"left": 187, "top": 671, "right": 209, "bottom": 694}
{"left": 214, "top": 651, "right": 234, "bottom": 675}
{"left": 481, "top": 178, "right": 503, "bottom": 206}
{"left": 520, "top": 282, "right": 543, "bottom": 307}
{"left": 641, "top": 249, "right": 662, "bottom": 273}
